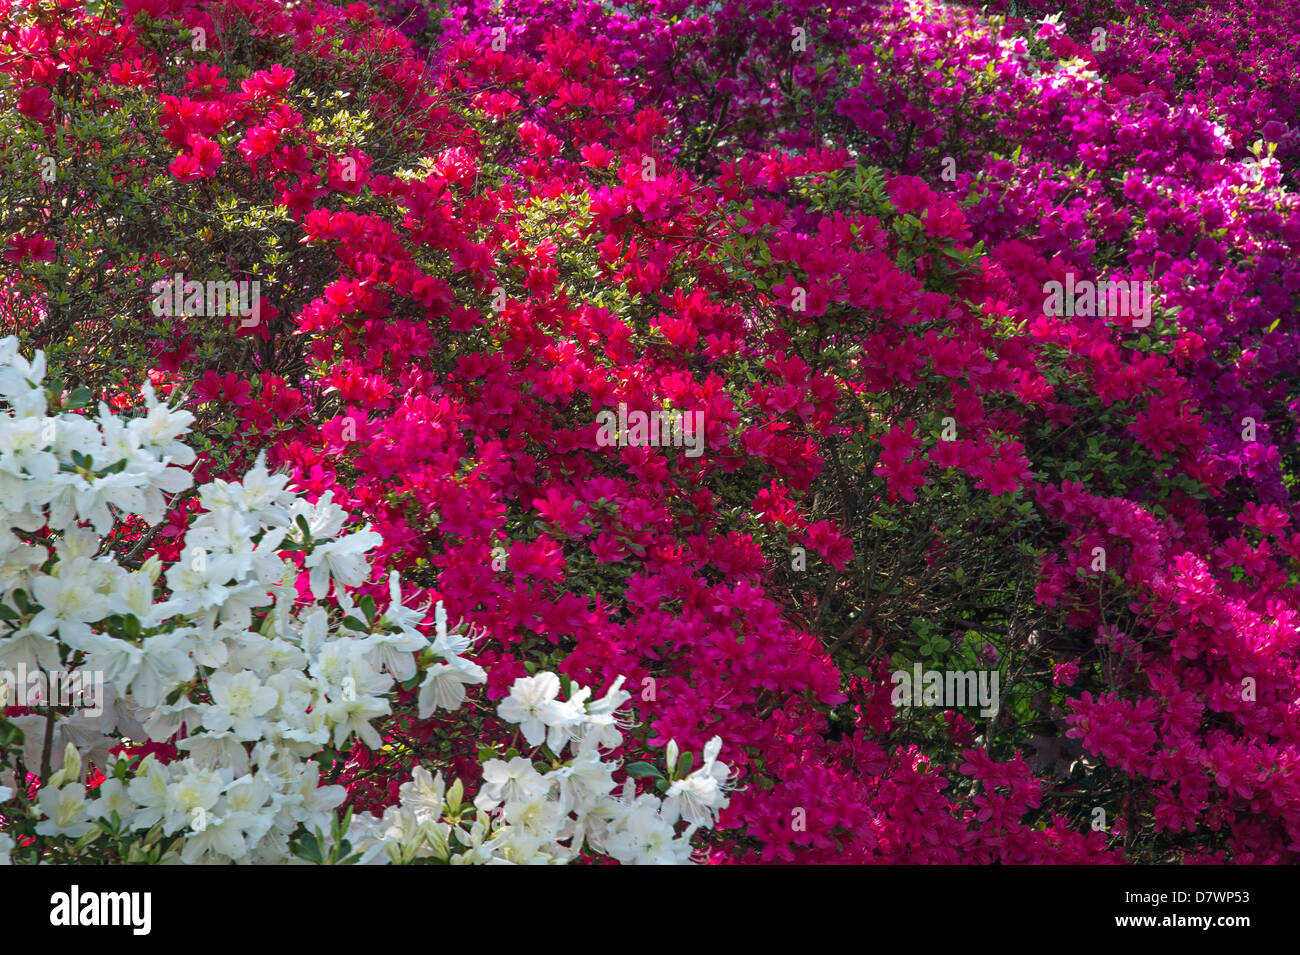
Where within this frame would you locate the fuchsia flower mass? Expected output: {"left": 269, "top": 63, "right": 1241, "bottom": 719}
{"left": 1, "top": 0, "right": 1299, "bottom": 868}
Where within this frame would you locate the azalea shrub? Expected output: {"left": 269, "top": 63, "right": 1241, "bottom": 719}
{"left": 0, "top": 0, "right": 1297, "bottom": 866}
{"left": 0, "top": 338, "right": 731, "bottom": 864}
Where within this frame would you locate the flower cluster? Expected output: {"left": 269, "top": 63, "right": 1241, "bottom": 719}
{"left": 349, "top": 675, "right": 730, "bottom": 864}
{"left": 0, "top": 339, "right": 726, "bottom": 864}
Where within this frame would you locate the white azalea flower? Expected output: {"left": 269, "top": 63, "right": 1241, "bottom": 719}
{"left": 541, "top": 685, "right": 590, "bottom": 755}
{"left": 186, "top": 507, "right": 258, "bottom": 558}
{"left": 378, "top": 571, "right": 428, "bottom": 637}
{"left": 474, "top": 757, "right": 548, "bottom": 813}
{"left": 502, "top": 791, "right": 566, "bottom": 843}
{"left": 127, "top": 757, "right": 173, "bottom": 831}
{"left": 602, "top": 796, "right": 693, "bottom": 866}
{"left": 203, "top": 671, "right": 279, "bottom": 740}
{"left": 126, "top": 382, "right": 196, "bottom": 466}
{"left": 417, "top": 656, "right": 486, "bottom": 717}
{"left": 0, "top": 625, "right": 63, "bottom": 672}
{"left": 304, "top": 526, "right": 382, "bottom": 598}
{"left": 0, "top": 340, "right": 47, "bottom": 415}
{"left": 128, "top": 631, "right": 196, "bottom": 709}
{"left": 36, "top": 783, "right": 96, "bottom": 839}
{"left": 363, "top": 619, "right": 426, "bottom": 682}
{"left": 398, "top": 766, "right": 447, "bottom": 823}
{"left": 29, "top": 572, "right": 111, "bottom": 649}
{"left": 0, "top": 534, "right": 46, "bottom": 591}
{"left": 548, "top": 747, "right": 617, "bottom": 814}
{"left": 286, "top": 490, "right": 347, "bottom": 539}
{"left": 162, "top": 766, "right": 227, "bottom": 834}
{"left": 662, "top": 736, "right": 732, "bottom": 827}
{"left": 0, "top": 416, "right": 57, "bottom": 481}
{"left": 497, "top": 673, "right": 562, "bottom": 747}
{"left": 89, "top": 777, "right": 137, "bottom": 824}
{"left": 324, "top": 694, "right": 390, "bottom": 749}
{"left": 105, "top": 569, "right": 167, "bottom": 626}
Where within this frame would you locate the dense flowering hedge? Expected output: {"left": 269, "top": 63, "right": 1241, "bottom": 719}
{"left": 0, "top": 0, "right": 1298, "bottom": 864}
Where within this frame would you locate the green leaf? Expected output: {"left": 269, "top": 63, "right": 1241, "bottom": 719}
{"left": 674, "top": 752, "right": 695, "bottom": 778}
{"left": 291, "top": 831, "right": 324, "bottom": 865}
{"left": 623, "top": 761, "right": 664, "bottom": 780}
{"left": 0, "top": 721, "right": 25, "bottom": 749}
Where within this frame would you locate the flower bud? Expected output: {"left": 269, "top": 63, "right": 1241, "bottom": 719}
{"left": 48, "top": 742, "right": 82, "bottom": 788}
{"left": 141, "top": 554, "right": 163, "bottom": 584}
